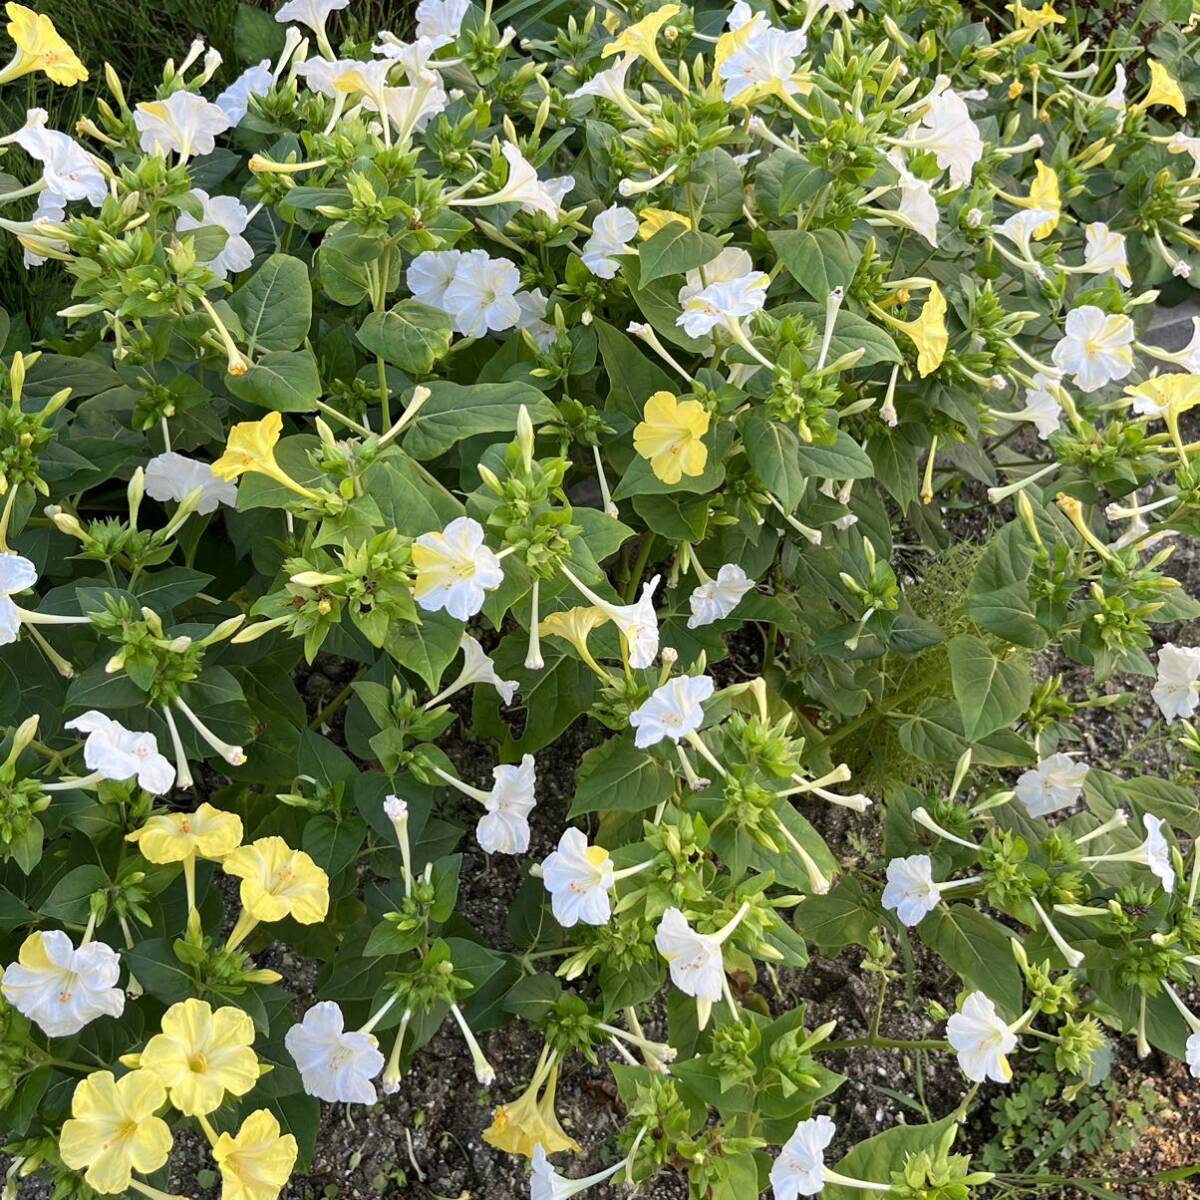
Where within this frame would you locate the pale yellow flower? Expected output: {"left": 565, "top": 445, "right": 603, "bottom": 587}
{"left": 0, "top": 3, "right": 87, "bottom": 86}
{"left": 214, "top": 1110, "right": 299, "bottom": 1200}
{"left": 633, "top": 390, "right": 710, "bottom": 484}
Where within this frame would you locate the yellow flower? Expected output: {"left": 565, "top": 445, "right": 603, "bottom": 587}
{"left": 140, "top": 999, "right": 259, "bottom": 1117}
{"left": 1135, "top": 59, "right": 1186, "bottom": 115}
{"left": 213, "top": 1110, "right": 298, "bottom": 1200}
{"left": 538, "top": 606, "right": 611, "bottom": 676}
{"left": 637, "top": 208, "right": 692, "bottom": 240}
{"left": 211, "top": 412, "right": 320, "bottom": 501}
{"left": 1126, "top": 373, "right": 1200, "bottom": 416}
{"left": 601, "top": 3, "right": 684, "bottom": 90}
{"left": 1022, "top": 162, "right": 1061, "bottom": 239}
{"left": 126, "top": 802, "right": 243, "bottom": 864}
{"left": 223, "top": 835, "right": 330, "bottom": 925}
{"left": 0, "top": 3, "right": 87, "bottom": 86}
{"left": 1006, "top": 1, "right": 1065, "bottom": 29}
{"left": 59, "top": 1070, "right": 172, "bottom": 1194}
{"left": 888, "top": 284, "right": 948, "bottom": 378}
{"left": 482, "top": 1050, "right": 580, "bottom": 1159}
{"left": 633, "top": 391, "right": 710, "bottom": 484}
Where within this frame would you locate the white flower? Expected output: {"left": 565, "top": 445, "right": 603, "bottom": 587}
{"left": 11, "top": 109, "right": 106, "bottom": 208}
{"left": 629, "top": 675, "right": 714, "bottom": 749}
{"left": 441, "top": 249, "right": 521, "bottom": 337}
{"left": 1152, "top": 643, "right": 1200, "bottom": 721}
{"left": 770, "top": 1115, "right": 835, "bottom": 1199}
{"left": 916, "top": 89, "right": 983, "bottom": 188}
{"left": 1103, "top": 63, "right": 1126, "bottom": 111}
{"left": 580, "top": 204, "right": 638, "bottom": 279}
{"left": 293, "top": 57, "right": 362, "bottom": 97}
{"left": 1140, "top": 814, "right": 1175, "bottom": 893}
{"left": 1015, "top": 753, "right": 1088, "bottom": 818}
{"left": 1, "top": 930, "right": 124, "bottom": 1037}
{"left": 285, "top": 1001, "right": 385, "bottom": 1104}
{"left": 477, "top": 754, "right": 537, "bottom": 854}
{"left": 717, "top": 25, "right": 807, "bottom": 102}
{"left": 64, "top": 711, "right": 175, "bottom": 795}
{"left": 1082, "top": 222, "right": 1131, "bottom": 287}
{"left": 881, "top": 854, "right": 940, "bottom": 926}
{"left": 994, "top": 208, "right": 1057, "bottom": 256}
{"left": 383, "top": 794, "right": 407, "bottom": 826}
{"left": 947, "top": 992, "right": 1017, "bottom": 1084}
{"left": 687, "top": 563, "right": 753, "bottom": 628}
{"left": 145, "top": 451, "right": 238, "bottom": 515}
{"left": 515, "top": 289, "right": 557, "bottom": 351}
{"left": 452, "top": 633, "right": 519, "bottom": 704}
{"left": 676, "top": 272, "right": 769, "bottom": 338}
{"left": 1021, "top": 373, "right": 1064, "bottom": 439}
{"left": 541, "top": 828, "right": 615, "bottom": 927}
{"left": 677, "top": 248, "right": 755, "bottom": 308}
{"left": 372, "top": 34, "right": 440, "bottom": 79}
{"left": 727, "top": 1, "right": 756, "bottom": 29}
{"left": 1050, "top": 305, "right": 1134, "bottom": 393}
{"left": 888, "top": 154, "right": 938, "bottom": 247}
{"left": 475, "top": 144, "right": 570, "bottom": 220}
{"left": 415, "top": 0, "right": 470, "bottom": 47}
{"left": 176, "top": 189, "right": 254, "bottom": 280}
{"left": 0, "top": 553, "right": 39, "bottom": 645}
{"left": 379, "top": 80, "right": 448, "bottom": 136}
{"left": 411, "top": 516, "right": 504, "bottom": 621}
{"left": 567, "top": 55, "right": 634, "bottom": 106}
{"left": 134, "top": 92, "right": 230, "bottom": 161}
{"left": 1188, "top": 1033, "right": 1200, "bottom": 1079}
{"left": 274, "top": 0, "right": 349, "bottom": 34}
{"left": 1168, "top": 132, "right": 1200, "bottom": 166}
{"left": 654, "top": 907, "right": 725, "bottom": 1001}
{"left": 407, "top": 249, "right": 463, "bottom": 309}
{"left": 215, "top": 60, "right": 273, "bottom": 123}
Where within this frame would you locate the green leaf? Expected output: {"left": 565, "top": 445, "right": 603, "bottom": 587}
{"left": 402, "top": 381, "right": 558, "bottom": 460}
{"left": 793, "top": 877, "right": 880, "bottom": 953}
{"left": 918, "top": 904, "right": 1025, "bottom": 1017}
{"left": 637, "top": 223, "right": 723, "bottom": 285}
{"left": 769, "top": 228, "right": 862, "bottom": 299}
{"left": 793, "top": 430, "right": 875, "bottom": 480}
{"left": 568, "top": 734, "right": 674, "bottom": 817}
{"left": 230, "top": 254, "right": 312, "bottom": 353}
{"left": 226, "top": 348, "right": 321, "bottom": 412}
{"left": 124, "top": 938, "right": 194, "bottom": 1004}
{"left": 743, "top": 412, "right": 805, "bottom": 509}
{"left": 357, "top": 301, "right": 454, "bottom": 374}
{"left": 41, "top": 864, "right": 107, "bottom": 922}
{"left": 947, "top": 634, "right": 1032, "bottom": 740}
{"left": 824, "top": 1117, "right": 959, "bottom": 1200}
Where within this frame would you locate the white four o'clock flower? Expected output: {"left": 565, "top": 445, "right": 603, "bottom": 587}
{"left": 515, "top": 288, "right": 557, "bottom": 351}
{"left": 293, "top": 57, "right": 362, "bottom": 97}
{"left": 881, "top": 854, "right": 981, "bottom": 927}
{"left": 415, "top": 0, "right": 470, "bottom": 47}
{"left": 770, "top": 1115, "right": 833, "bottom": 1199}
{"left": 411, "top": 516, "right": 504, "bottom": 621}
{"left": 63, "top": 711, "right": 176, "bottom": 795}
{"left": 567, "top": 55, "right": 635, "bottom": 108}
{"left": 688, "top": 563, "right": 753, "bottom": 628}
{"left": 406, "top": 248, "right": 464, "bottom": 309}
{"left": 453, "top": 143, "right": 571, "bottom": 221}
{"left": 1050, "top": 306, "right": 1135, "bottom": 393}
{"left": 914, "top": 89, "right": 983, "bottom": 189}
{"left": 274, "top": 0, "right": 349, "bottom": 36}
{"left": 427, "top": 633, "right": 518, "bottom": 706}
{"left": 134, "top": 92, "right": 231, "bottom": 161}
{"left": 1081, "top": 813, "right": 1177, "bottom": 894}
{"left": 1103, "top": 63, "right": 1127, "bottom": 111}
{"left": 10, "top": 108, "right": 107, "bottom": 209}
{"left": 1015, "top": 753, "right": 1089, "bottom": 818}
{"left": 0, "top": 553, "right": 91, "bottom": 647}
{"left": 717, "top": 25, "right": 808, "bottom": 103}
{"left": 946, "top": 992, "right": 1019, "bottom": 1083}
{"left": 629, "top": 674, "right": 715, "bottom": 749}
{"left": 541, "top": 827, "right": 615, "bottom": 927}
{"left": 176, "top": 189, "right": 255, "bottom": 280}
{"left": 677, "top": 248, "right": 755, "bottom": 308}
{"left": 559, "top": 566, "right": 662, "bottom": 668}
{"left": 441, "top": 249, "right": 522, "bottom": 337}
{"left": 888, "top": 155, "right": 939, "bottom": 247}
{"left": 1018, "top": 373, "right": 1065, "bottom": 439}
{"left": 1082, "top": 222, "right": 1131, "bottom": 286}
{"left": 1151, "top": 643, "right": 1200, "bottom": 721}
{"left": 214, "top": 60, "right": 273, "bottom": 123}
{"left": 580, "top": 204, "right": 638, "bottom": 279}
{"left": 1, "top": 929, "right": 124, "bottom": 1037}
{"left": 479, "top": 754, "right": 537, "bottom": 854}
{"left": 144, "top": 451, "right": 238, "bottom": 515}
{"left": 654, "top": 904, "right": 748, "bottom": 1012}
{"left": 1168, "top": 132, "right": 1200, "bottom": 167}
{"left": 677, "top": 272, "right": 769, "bottom": 339}
{"left": 285, "top": 1000, "right": 385, "bottom": 1104}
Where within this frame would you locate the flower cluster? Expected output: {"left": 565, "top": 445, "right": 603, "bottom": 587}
{"left": 0, "top": 0, "right": 1198, "bottom": 1197}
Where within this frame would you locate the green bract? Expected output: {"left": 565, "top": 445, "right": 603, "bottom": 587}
{"left": 0, "top": 0, "right": 1199, "bottom": 1197}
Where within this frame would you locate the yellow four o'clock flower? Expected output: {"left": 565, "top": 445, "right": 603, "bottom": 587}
{"left": 140, "top": 998, "right": 259, "bottom": 1117}
{"left": 539, "top": 605, "right": 612, "bottom": 678}
{"left": 1006, "top": 1, "right": 1065, "bottom": 30}
{"left": 222, "top": 835, "right": 330, "bottom": 949}
{"left": 213, "top": 1109, "right": 299, "bottom": 1200}
{"left": 601, "top": 3, "right": 685, "bottom": 91}
{"left": 59, "top": 1070, "right": 172, "bottom": 1195}
{"left": 127, "top": 802, "right": 243, "bottom": 915}
{"left": 483, "top": 1043, "right": 580, "bottom": 1158}
{"left": 1134, "top": 59, "right": 1186, "bottom": 115}
{"left": 0, "top": 3, "right": 87, "bottom": 86}
{"left": 210, "top": 411, "right": 322, "bottom": 502}
{"left": 637, "top": 208, "right": 692, "bottom": 240}
{"left": 871, "top": 284, "right": 949, "bottom": 378}
{"left": 633, "top": 390, "right": 710, "bottom": 484}
{"left": 998, "top": 161, "right": 1061, "bottom": 240}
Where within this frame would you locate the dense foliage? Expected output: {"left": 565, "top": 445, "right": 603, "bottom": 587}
{"left": 0, "top": 0, "right": 1199, "bottom": 1197}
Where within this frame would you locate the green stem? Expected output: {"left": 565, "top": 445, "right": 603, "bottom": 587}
{"left": 622, "top": 533, "right": 658, "bottom": 603}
